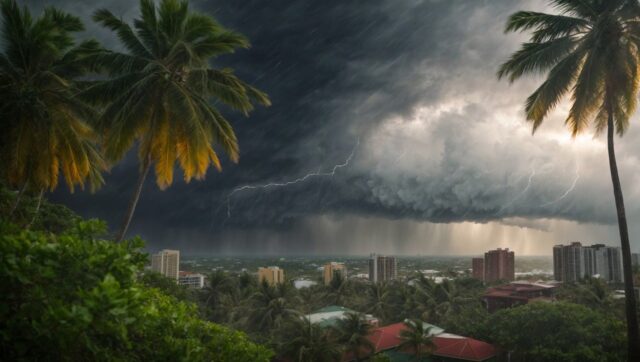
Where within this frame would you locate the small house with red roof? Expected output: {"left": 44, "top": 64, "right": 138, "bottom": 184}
{"left": 343, "top": 322, "right": 497, "bottom": 362}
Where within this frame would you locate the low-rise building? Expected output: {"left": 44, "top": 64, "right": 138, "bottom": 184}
{"left": 178, "top": 271, "right": 205, "bottom": 289}
{"left": 305, "top": 306, "right": 379, "bottom": 328}
{"left": 482, "top": 281, "right": 556, "bottom": 313}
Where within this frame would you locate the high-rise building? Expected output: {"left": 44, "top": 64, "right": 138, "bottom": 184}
{"left": 368, "top": 254, "right": 397, "bottom": 283}
{"left": 472, "top": 258, "right": 484, "bottom": 280}
{"left": 553, "top": 242, "right": 624, "bottom": 283}
{"left": 632, "top": 253, "right": 640, "bottom": 267}
{"left": 178, "top": 272, "right": 205, "bottom": 289}
{"left": 484, "top": 248, "right": 515, "bottom": 283}
{"left": 258, "top": 266, "right": 285, "bottom": 286}
{"left": 323, "top": 262, "right": 347, "bottom": 285}
{"left": 151, "top": 249, "right": 180, "bottom": 280}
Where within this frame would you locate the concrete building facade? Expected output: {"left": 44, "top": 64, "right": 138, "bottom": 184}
{"left": 553, "top": 242, "right": 624, "bottom": 283}
{"left": 369, "top": 254, "right": 397, "bottom": 283}
{"left": 151, "top": 249, "right": 180, "bottom": 280}
{"left": 178, "top": 272, "right": 205, "bottom": 289}
{"left": 258, "top": 266, "right": 285, "bottom": 286}
{"left": 483, "top": 248, "right": 515, "bottom": 283}
{"left": 323, "top": 262, "right": 347, "bottom": 285}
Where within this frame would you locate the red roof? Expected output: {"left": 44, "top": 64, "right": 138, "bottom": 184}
{"left": 433, "top": 335, "right": 497, "bottom": 361}
{"left": 346, "top": 323, "right": 497, "bottom": 362}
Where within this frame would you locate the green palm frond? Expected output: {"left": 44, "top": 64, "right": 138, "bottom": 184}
{"left": 90, "top": 0, "right": 268, "bottom": 189}
{"left": 0, "top": 0, "right": 105, "bottom": 193}
{"left": 498, "top": 37, "right": 578, "bottom": 82}
{"left": 502, "top": 0, "right": 638, "bottom": 136}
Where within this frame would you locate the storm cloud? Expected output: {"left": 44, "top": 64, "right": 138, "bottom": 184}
{"left": 36, "top": 0, "right": 640, "bottom": 254}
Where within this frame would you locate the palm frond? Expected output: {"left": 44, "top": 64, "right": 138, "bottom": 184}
{"left": 498, "top": 37, "right": 577, "bottom": 82}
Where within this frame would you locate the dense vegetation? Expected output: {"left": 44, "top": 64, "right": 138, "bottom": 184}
{"left": 0, "top": 189, "right": 273, "bottom": 361}
{"left": 164, "top": 260, "right": 631, "bottom": 361}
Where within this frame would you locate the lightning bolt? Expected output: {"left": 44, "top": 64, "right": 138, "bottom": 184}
{"left": 540, "top": 166, "right": 580, "bottom": 207}
{"left": 497, "top": 167, "right": 536, "bottom": 214}
{"left": 225, "top": 138, "right": 360, "bottom": 219}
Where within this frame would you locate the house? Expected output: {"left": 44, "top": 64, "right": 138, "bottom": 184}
{"left": 305, "top": 306, "right": 379, "bottom": 328}
{"left": 482, "top": 281, "right": 556, "bottom": 313}
{"left": 343, "top": 322, "right": 497, "bottom": 362}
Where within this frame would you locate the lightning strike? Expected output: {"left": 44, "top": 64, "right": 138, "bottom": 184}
{"left": 498, "top": 167, "right": 536, "bottom": 214}
{"left": 540, "top": 167, "right": 580, "bottom": 207}
{"left": 225, "top": 139, "right": 360, "bottom": 219}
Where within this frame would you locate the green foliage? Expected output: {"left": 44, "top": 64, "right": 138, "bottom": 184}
{"left": 1, "top": 183, "right": 82, "bottom": 233}
{"left": 278, "top": 318, "right": 342, "bottom": 362}
{"left": 0, "top": 0, "right": 105, "bottom": 193}
{"left": 0, "top": 220, "right": 272, "bottom": 361}
{"left": 483, "top": 301, "right": 626, "bottom": 362}
{"left": 499, "top": 0, "right": 640, "bottom": 136}
{"left": 84, "top": 0, "right": 270, "bottom": 189}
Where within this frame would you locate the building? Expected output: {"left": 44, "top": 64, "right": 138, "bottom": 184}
{"left": 369, "top": 254, "right": 397, "bottom": 283}
{"left": 553, "top": 242, "right": 624, "bottom": 283}
{"left": 342, "top": 322, "right": 496, "bottom": 362}
{"left": 150, "top": 249, "right": 180, "bottom": 280}
{"left": 482, "top": 281, "right": 556, "bottom": 313}
{"left": 472, "top": 257, "right": 484, "bottom": 280}
{"left": 323, "top": 262, "right": 347, "bottom": 285}
{"left": 632, "top": 253, "right": 640, "bottom": 267}
{"left": 178, "top": 271, "right": 205, "bottom": 289}
{"left": 258, "top": 266, "right": 285, "bottom": 286}
{"left": 305, "top": 306, "right": 379, "bottom": 328}
{"left": 483, "top": 248, "right": 514, "bottom": 282}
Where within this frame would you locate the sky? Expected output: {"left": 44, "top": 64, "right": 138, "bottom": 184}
{"left": 35, "top": 0, "right": 640, "bottom": 255}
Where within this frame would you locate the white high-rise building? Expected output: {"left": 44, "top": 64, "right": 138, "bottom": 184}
{"left": 553, "top": 243, "right": 623, "bottom": 283}
{"left": 368, "top": 254, "right": 397, "bottom": 283}
{"left": 151, "top": 249, "right": 180, "bottom": 280}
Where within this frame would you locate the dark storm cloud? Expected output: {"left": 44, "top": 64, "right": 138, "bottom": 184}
{"left": 38, "top": 0, "right": 640, "bottom": 250}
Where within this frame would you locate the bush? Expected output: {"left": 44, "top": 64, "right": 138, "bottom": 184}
{"left": 0, "top": 220, "right": 272, "bottom": 361}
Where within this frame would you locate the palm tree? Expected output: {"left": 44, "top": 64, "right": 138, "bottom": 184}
{"left": 326, "top": 272, "right": 349, "bottom": 305}
{"left": 248, "top": 282, "right": 300, "bottom": 335}
{"left": 366, "top": 282, "right": 391, "bottom": 322}
{"left": 280, "top": 317, "right": 342, "bottom": 362}
{"left": 399, "top": 319, "right": 435, "bottom": 361}
{"left": 0, "top": 0, "right": 105, "bottom": 215}
{"left": 85, "top": 0, "right": 270, "bottom": 242}
{"left": 498, "top": 1, "right": 640, "bottom": 357}
{"left": 335, "top": 312, "right": 375, "bottom": 361}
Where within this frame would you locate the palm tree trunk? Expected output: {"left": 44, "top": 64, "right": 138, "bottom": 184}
{"left": 9, "top": 182, "right": 28, "bottom": 217}
{"left": 26, "top": 188, "right": 44, "bottom": 229}
{"left": 607, "top": 112, "right": 640, "bottom": 360}
{"left": 115, "top": 154, "right": 152, "bottom": 242}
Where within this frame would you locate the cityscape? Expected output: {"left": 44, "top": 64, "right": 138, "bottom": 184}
{"left": 4, "top": 0, "right": 640, "bottom": 361}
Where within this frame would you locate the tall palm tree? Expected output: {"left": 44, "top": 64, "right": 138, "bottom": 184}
{"left": 498, "top": 1, "right": 640, "bottom": 357}
{"left": 335, "top": 312, "right": 375, "bottom": 361}
{"left": 85, "top": 0, "right": 270, "bottom": 241}
{"left": 0, "top": 0, "right": 105, "bottom": 211}
{"left": 280, "top": 317, "right": 342, "bottom": 362}
{"left": 399, "top": 319, "right": 435, "bottom": 361}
